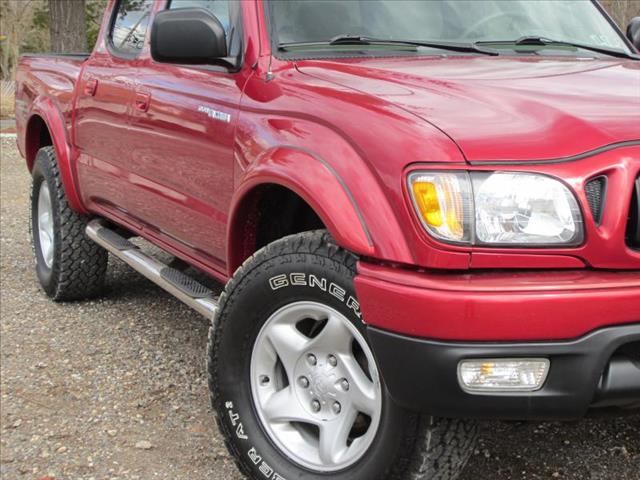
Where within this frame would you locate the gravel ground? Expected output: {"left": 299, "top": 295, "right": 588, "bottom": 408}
{"left": 1, "top": 137, "right": 639, "bottom": 480}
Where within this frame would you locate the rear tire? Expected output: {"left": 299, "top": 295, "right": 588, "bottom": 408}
{"left": 208, "top": 230, "right": 477, "bottom": 480}
{"left": 30, "top": 146, "right": 108, "bottom": 301}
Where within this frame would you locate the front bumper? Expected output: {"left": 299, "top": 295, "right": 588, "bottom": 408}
{"left": 368, "top": 324, "right": 640, "bottom": 419}
{"left": 355, "top": 262, "right": 640, "bottom": 341}
{"left": 355, "top": 262, "right": 640, "bottom": 419}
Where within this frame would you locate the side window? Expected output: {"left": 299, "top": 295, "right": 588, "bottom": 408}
{"left": 169, "top": 0, "right": 231, "bottom": 34}
{"left": 110, "top": 0, "right": 155, "bottom": 56}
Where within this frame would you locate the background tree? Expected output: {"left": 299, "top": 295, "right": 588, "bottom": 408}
{"left": 601, "top": 0, "right": 640, "bottom": 30}
{"left": 86, "top": 0, "right": 109, "bottom": 49}
{"left": 49, "top": 0, "right": 87, "bottom": 53}
{"left": 1, "top": 1, "right": 48, "bottom": 79}
{"left": 1, "top": 0, "right": 639, "bottom": 81}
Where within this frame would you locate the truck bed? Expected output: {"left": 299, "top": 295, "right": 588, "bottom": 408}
{"left": 19, "top": 53, "right": 90, "bottom": 60}
{"left": 15, "top": 53, "right": 88, "bottom": 159}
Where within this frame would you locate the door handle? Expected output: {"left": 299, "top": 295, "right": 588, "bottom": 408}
{"left": 135, "top": 92, "right": 151, "bottom": 112}
{"left": 84, "top": 78, "right": 98, "bottom": 96}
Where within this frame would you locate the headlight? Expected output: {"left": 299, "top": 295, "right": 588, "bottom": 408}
{"left": 472, "top": 173, "right": 583, "bottom": 245}
{"left": 408, "top": 171, "right": 583, "bottom": 246}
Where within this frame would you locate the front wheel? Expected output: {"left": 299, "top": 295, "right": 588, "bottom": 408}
{"left": 208, "top": 231, "right": 477, "bottom": 480}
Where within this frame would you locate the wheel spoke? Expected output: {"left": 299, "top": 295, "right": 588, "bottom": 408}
{"left": 263, "top": 386, "right": 315, "bottom": 424}
{"left": 309, "top": 314, "right": 353, "bottom": 354}
{"left": 45, "top": 242, "right": 54, "bottom": 265}
{"left": 267, "top": 323, "right": 311, "bottom": 377}
{"left": 39, "top": 227, "right": 53, "bottom": 265}
{"left": 341, "top": 356, "right": 378, "bottom": 415}
{"left": 319, "top": 406, "right": 358, "bottom": 465}
{"left": 38, "top": 212, "right": 47, "bottom": 232}
{"left": 37, "top": 183, "right": 55, "bottom": 269}
{"left": 39, "top": 231, "right": 50, "bottom": 248}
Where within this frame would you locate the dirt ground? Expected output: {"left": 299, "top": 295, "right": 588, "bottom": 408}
{"left": 1, "top": 136, "right": 639, "bottom": 480}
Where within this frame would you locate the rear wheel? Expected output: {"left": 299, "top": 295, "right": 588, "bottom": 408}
{"left": 30, "top": 146, "right": 108, "bottom": 300}
{"left": 208, "top": 230, "right": 477, "bottom": 480}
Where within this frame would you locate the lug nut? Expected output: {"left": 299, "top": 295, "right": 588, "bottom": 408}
{"left": 311, "top": 399, "right": 321, "bottom": 412}
{"left": 332, "top": 402, "right": 342, "bottom": 414}
{"left": 298, "top": 376, "right": 309, "bottom": 389}
{"left": 340, "top": 379, "right": 350, "bottom": 391}
{"left": 307, "top": 354, "right": 317, "bottom": 366}
{"left": 328, "top": 355, "right": 338, "bottom": 367}
{"left": 259, "top": 375, "right": 270, "bottom": 386}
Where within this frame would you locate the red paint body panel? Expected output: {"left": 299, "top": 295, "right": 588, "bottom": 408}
{"left": 356, "top": 262, "right": 640, "bottom": 341}
{"left": 14, "top": 0, "right": 640, "bottom": 342}
{"left": 297, "top": 56, "right": 640, "bottom": 162}
{"left": 15, "top": 55, "right": 88, "bottom": 213}
{"left": 229, "top": 147, "right": 375, "bottom": 262}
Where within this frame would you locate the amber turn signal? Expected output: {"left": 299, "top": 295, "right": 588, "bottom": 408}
{"left": 408, "top": 172, "right": 472, "bottom": 243}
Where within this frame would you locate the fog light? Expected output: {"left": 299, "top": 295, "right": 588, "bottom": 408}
{"left": 458, "top": 358, "right": 550, "bottom": 393}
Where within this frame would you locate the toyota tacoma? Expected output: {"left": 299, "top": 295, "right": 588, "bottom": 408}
{"left": 15, "top": 1, "right": 640, "bottom": 479}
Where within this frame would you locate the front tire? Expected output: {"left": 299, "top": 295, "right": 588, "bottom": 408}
{"left": 208, "top": 231, "right": 477, "bottom": 480}
{"left": 30, "top": 146, "right": 108, "bottom": 301}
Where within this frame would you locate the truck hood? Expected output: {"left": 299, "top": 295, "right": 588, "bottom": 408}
{"left": 296, "top": 56, "right": 640, "bottom": 162}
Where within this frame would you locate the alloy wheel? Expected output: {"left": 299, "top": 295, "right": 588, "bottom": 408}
{"left": 37, "top": 182, "right": 55, "bottom": 268}
{"left": 250, "top": 301, "right": 382, "bottom": 472}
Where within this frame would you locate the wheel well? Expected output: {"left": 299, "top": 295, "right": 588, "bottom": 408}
{"left": 25, "top": 115, "right": 52, "bottom": 171}
{"left": 229, "top": 185, "right": 325, "bottom": 272}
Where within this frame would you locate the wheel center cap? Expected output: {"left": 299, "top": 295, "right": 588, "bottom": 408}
{"left": 309, "top": 368, "right": 338, "bottom": 401}
{"left": 295, "top": 356, "right": 343, "bottom": 419}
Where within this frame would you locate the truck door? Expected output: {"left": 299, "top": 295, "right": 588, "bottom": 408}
{"left": 127, "top": 0, "right": 246, "bottom": 273}
{"left": 74, "top": 0, "right": 155, "bottom": 224}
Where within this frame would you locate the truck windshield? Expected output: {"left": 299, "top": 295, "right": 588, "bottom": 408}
{"left": 267, "top": 0, "right": 632, "bottom": 57}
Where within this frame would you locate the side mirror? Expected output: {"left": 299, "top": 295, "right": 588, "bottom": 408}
{"left": 627, "top": 17, "right": 640, "bottom": 51}
{"left": 151, "top": 8, "right": 228, "bottom": 65}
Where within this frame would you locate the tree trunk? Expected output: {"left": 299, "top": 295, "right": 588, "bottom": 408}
{"left": 49, "top": 0, "right": 87, "bottom": 53}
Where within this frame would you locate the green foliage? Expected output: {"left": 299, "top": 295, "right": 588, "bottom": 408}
{"left": 18, "top": 2, "right": 49, "bottom": 54}
{"left": 86, "top": 0, "right": 108, "bottom": 49}
{"left": 32, "top": 6, "right": 49, "bottom": 31}
{"left": 27, "top": 0, "right": 108, "bottom": 52}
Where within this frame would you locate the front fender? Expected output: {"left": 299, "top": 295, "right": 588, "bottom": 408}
{"left": 26, "top": 96, "right": 86, "bottom": 213}
{"left": 228, "top": 146, "right": 383, "bottom": 273}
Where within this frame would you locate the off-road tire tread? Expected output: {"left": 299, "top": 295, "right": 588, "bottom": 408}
{"left": 392, "top": 415, "right": 478, "bottom": 480}
{"left": 207, "top": 230, "right": 477, "bottom": 480}
{"left": 30, "top": 146, "right": 108, "bottom": 301}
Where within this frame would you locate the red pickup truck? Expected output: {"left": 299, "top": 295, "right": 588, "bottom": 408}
{"left": 15, "top": 1, "right": 640, "bottom": 479}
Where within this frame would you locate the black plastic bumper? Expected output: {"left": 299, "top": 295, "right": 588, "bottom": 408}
{"left": 368, "top": 323, "right": 640, "bottom": 420}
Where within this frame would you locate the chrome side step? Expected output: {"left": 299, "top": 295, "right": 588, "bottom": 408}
{"left": 86, "top": 220, "right": 218, "bottom": 319}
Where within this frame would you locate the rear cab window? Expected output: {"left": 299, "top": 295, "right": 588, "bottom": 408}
{"left": 110, "top": 0, "right": 155, "bottom": 56}
{"left": 168, "top": 0, "right": 231, "bottom": 34}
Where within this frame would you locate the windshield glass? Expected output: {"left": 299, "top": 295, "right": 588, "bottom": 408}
{"left": 267, "top": 0, "right": 630, "bottom": 55}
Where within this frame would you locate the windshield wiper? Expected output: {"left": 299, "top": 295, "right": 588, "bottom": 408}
{"left": 477, "top": 36, "right": 639, "bottom": 60}
{"left": 280, "top": 34, "right": 500, "bottom": 56}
